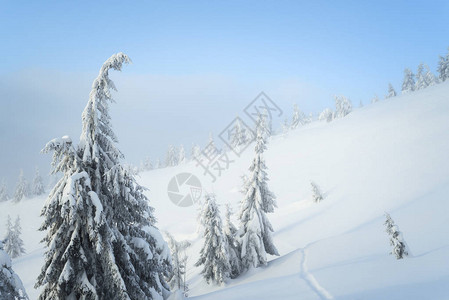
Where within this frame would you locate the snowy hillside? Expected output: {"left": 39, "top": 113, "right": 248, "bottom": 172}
{"left": 1, "top": 82, "right": 449, "bottom": 299}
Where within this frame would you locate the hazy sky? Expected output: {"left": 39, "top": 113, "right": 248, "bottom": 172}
{"left": 1, "top": 0, "right": 448, "bottom": 191}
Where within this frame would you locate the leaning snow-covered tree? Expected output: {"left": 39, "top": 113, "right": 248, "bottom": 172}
{"left": 164, "top": 232, "right": 190, "bottom": 296}
{"left": 311, "top": 181, "right": 324, "bottom": 203}
{"left": 0, "top": 180, "right": 8, "bottom": 202}
{"left": 195, "top": 193, "right": 231, "bottom": 285}
{"left": 237, "top": 114, "right": 279, "bottom": 270}
{"left": 0, "top": 240, "right": 29, "bottom": 299}
{"left": 384, "top": 213, "right": 409, "bottom": 260}
{"left": 401, "top": 68, "right": 415, "bottom": 94}
{"left": 334, "top": 95, "right": 352, "bottom": 119}
{"left": 386, "top": 83, "right": 397, "bottom": 99}
{"left": 36, "top": 53, "right": 171, "bottom": 300}
{"left": 33, "top": 167, "right": 45, "bottom": 196}
{"left": 371, "top": 95, "right": 380, "bottom": 104}
{"left": 13, "top": 170, "right": 28, "bottom": 203}
{"left": 223, "top": 203, "right": 242, "bottom": 279}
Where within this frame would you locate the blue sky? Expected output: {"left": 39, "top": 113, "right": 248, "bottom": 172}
{"left": 1, "top": 0, "right": 448, "bottom": 190}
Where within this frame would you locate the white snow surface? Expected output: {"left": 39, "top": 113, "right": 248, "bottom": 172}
{"left": 1, "top": 82, "right": 449, "bottom": 299}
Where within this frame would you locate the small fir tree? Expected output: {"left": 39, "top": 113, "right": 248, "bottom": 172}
{"left": 178, "top": 144, "right": 186, "bottom": 164}
{"left": 334, "top": 96, "right": 352, "bottom": 118}
{"left": 195, "top": 193, "right": 231, "bottom": 285}
{"left": 33, "top": 167, "right": 45, "bottom": 196}
{"left": 165, "top": 232, "right": 191, "bottom": 295}
{"left": 437, "top": 48, "right": 449, "bottom": 82}
{"left": 223, "top": 203, "right": 242, "bottom": 279}
{"left": 386, "top": 83, "right": 397, "bottom": 98}
{"left": 384, "top": 213, "right": 409, "bottom": 259}
{"left": 4, "top": 216, "right": 25, "bottom": 258}
{"left": 0, "top": 179, "right": 8, "bottom": 202}
{"left": 311, "top": 181, "right": 324, "bottom": 203}
{"left": 415, "top": 63, "right": 427, "bottom": 90}
{"left": 424, "top": 64, "right": 438, "bottom": 87}
{"left": 402, "top": 68, "right": 415, "bottom": 94}
{"left": 318, "top": 108, "right": 333, "bottom": 122}
{"left": 13, "top": 170, "right": 27, "bottom": 203}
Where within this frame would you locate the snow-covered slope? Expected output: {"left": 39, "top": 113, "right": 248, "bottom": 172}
{"left": 1, "top": 82, "right": 449, "bottom": 299}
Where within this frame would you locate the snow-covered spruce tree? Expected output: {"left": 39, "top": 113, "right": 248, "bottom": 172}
{"left": 33, "top": 167, "right": 45, "bottom": 196}
{"left": 0, "top": 240, "right": 29, "bottom": 300}
{"left": 165, "top": 145, "right": 178, "bottom": 167}
{"left": 311, "top": 181, "right": 323, "bottom": 203}
{"left": 257, "top": 111, "right": 272, "bottom": 139}
{"left": 371, "top": 95, "right": 379, "bottom": 104}
{"left": 13, "top": 170, "right": 27, "bottom": 203}
{"left": 384, "top": 213, "right": 409, "bottom": 260}
{"left": 424, "top": 64, "right": 438, "bottom": 87}
{"left": 230, "top": 117, "right": 249, "bottom": 153}
{"left": 13, "top": 217, "right": 25, "bottom": 258}
{"left": 318, "top": 108, "right": 333, "bottom": 122}
{"left": 437, "top": 49, "right": 449, "bottom": 82}
{"left": 223, "top": 203, "right": 242, "bottom": 279}
{"left": 415, "top": 63, "right": 427, "bottom": 90}
{"left": 334, "top": 95, "right": 352, "bottom": 119}
{"left": 143, "top": 157, "right": 153, "bottom": 171}
{"left": 401, "top": 68, "right": 415, "bottom": 94}
{"left": 4, "top": 215, "right": 25, "bottom": 259}
{"left": 386, "top": 83, "right": 397, "bottom": 98}
{"left": 0, "top": 180, "right": 8, "bottom": 202}
{"left": 178, "top": 145, "right": 186, "bottom": 165}
{"left": 164, "top": 232, "right": 190, "bottom": 296}
{"left": 290, "top": 104, "right": 302, "bottom": 129}
{"left": 4, "top": 216, "right": 14, "bottom": 257}
{"left": 195, "top": 193, "right": 231, "bottom": 285}
{"left": 237, "top": 114, "right": 279, "bottom": 270}
{"left": 36, "top": 53, "right": 171, "bottom": 300}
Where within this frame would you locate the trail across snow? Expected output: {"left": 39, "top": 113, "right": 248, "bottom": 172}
{"left": 299, "top": 247, "right": 333, "bottom": 300}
